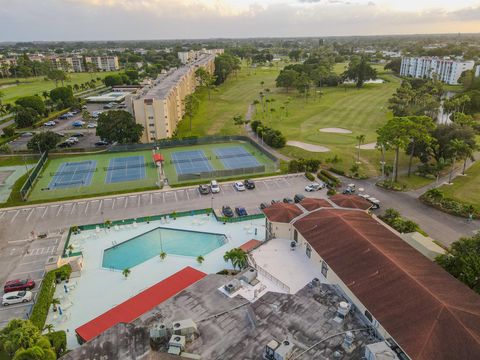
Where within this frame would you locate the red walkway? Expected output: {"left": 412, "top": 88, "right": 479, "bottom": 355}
{"left": 76, "top": 266, "right": 206, "bottom": 342}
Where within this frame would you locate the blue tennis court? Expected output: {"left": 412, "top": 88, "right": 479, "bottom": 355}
{"left": 215, "top": 146, "right": 260, "bottom": 169}
{"left": 105, "top": 156, "right": 147, "bottom": 183}
{"left": 171, "top": 150, "right": 213, "bottom": 175}
{"left": 49, "top": 160, "right": 96, "bottom": 189}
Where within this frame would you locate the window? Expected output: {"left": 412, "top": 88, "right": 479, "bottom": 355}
{"left": 364, "top": 310, "right": 373, "bottom": 322}
{"left": 148, "top": 116, "right": 154, "bottom": 120}
{"left": 150, "top": 137, "right": 156, "bottom": 141}
{"left": 149, "top": 131, "right": 155, "bottom": 134}
{"left": 321, "top": 261, "right": 328, "bottom": 277}
{"left": 306, "top": 244, "right": 311, "bottom": 258}
{"left": 293, "top": 229, "right": 298, "bottom": 242}
{"left": 149, "top": 123, "right": 155, "bottom": 127}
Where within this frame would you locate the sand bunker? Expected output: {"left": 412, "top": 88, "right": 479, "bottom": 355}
{"left": 356, "top": 142, "right": 377, "bottom": 150}
{"left": 319, "top": 128, "right": 352, "bottom": 134}
{"left": 287, "top": 141, "right": 330, "bottom": 152}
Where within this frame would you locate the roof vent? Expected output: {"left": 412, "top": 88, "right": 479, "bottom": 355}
{"left": 334, "top": 302, "right": 351, "bottom": 323}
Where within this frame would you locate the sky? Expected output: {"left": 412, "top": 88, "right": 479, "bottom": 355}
{"left": 0, "top": 0, "right": 479, "bottom": 41}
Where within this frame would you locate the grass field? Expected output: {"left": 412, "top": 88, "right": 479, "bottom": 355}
{"left": 29, "top": 150, "right": 159, "bottom": 201}
{"left": 439, "top": 160, "right": 480, "bottom": 209}
{"left": 177, "top": 61, "right": 401, "bottom": 177}
{"left": 160, "top": 141, "right": 277, "bottom": 184}
{"left": 0, "top": 71, "right": 120, "bottom": 104}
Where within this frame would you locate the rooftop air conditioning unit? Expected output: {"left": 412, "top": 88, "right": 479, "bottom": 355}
{"left": 224, "top": 279, "right": 241, "bottom": 293}
{"left": 149, "top": 323, "right": 168, "bottom": 340}
{"left": 168, "top": 335, "right": 186, "bottom": 355}
{"left": 341, "top": 331, "right": 355, "bottom": 353}
{"left": 239, "top": 267, "right": 257, "bottom": 284}
{"left": 334, "top": 301, "right": 351, "bottom": 323}
{"left": 364, "top": 341, "right": 400, "bottom": 360}
{"left": 172, "top": 319, "right": 199, "bottom": 337}
{"left": 263, "top": 339, "right": 295, "bottom": 360}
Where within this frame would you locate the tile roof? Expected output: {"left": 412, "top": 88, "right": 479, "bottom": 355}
{"left": 293, "top": 209, "right": 480, "bottom": 360}
{"left": 262, "top": 203, "right": 304, "bottom": 223}
{"left": 299, "top": 197, "right": 333, "bottom": 211}
{"left": 329, "top": 194, "right": 372, "bottom": 210}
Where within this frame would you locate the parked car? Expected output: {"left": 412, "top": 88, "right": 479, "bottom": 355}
{"left": 71, "top": 133, "right": 84, "bottom": 138}
{"left": 294, "top": 194, "right": 305, "bottom": 203}
{"left": 305, "top": 182, "right": 325, "bottom": 192}
{"left": 283, "top": 197, "right": 294, "bottom": 204}
{"left": 233, "top": 181, "right": 245, "bottom": 191}
{"left": 103, "top": 104, "right": 113, "bottom": 109}
{"left": 58, "top": 142, "right": 72, "bottom": 148}
{"left": 2, "top": 291, "right": 33, "bottom": 306}
{"left": 235, "top": 207, "right": 248, "bottom": 216}
{"left": 210, "top": 180, "right": 220, "bottom": 193}
{"left": 244, "top": 179, "right": 255, "bottom": 189}
{"left": 72, "top": 121, "right": 85, "bottom": 127}
{"left": 260, "top": 202, "right": 269, "bottom": 210}
{"left": 92, "top": 111, "right": 103, "bottom": 118}
{"left": 81, "top": 105, "right": 88, "bottom": 109}
{"left": 198, "top": 184, "right": 210, "bottom": 195}
{"left": 66, "top": 137, "right": 79, "bottom": 143}
{"left": 87, "top": 122, "right": 97, "bottom": 128}
{"left": 59, "top": 114, "right": 69, "bottom": 120}
{"left": 20, "top": 132, "right": 33, "bottom": 137}
{"left": 271, "top": 199, "right": 281, "bottom": 205}
{"left": 368, "top": 197, "right": 381, "bottom": 209}
{"left": 44, "top": 121, "right": 56, "bottom": 127}
{"left": 71, "top": 109, "right": 81, "bottom": 114}
{"left": 4, "top": 279, "right": 35, "bottom": 293}
{"left": 222, "top": 205, "right": 234, "bottom": 217}
{"left": 94, "top": 140, "right": 109, "bottom": 146}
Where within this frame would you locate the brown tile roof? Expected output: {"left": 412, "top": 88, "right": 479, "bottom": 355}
{"left": 299, "top": 197, "right": 333, "bottom": 211}
{"left": 293, "top": 209, "right": 480, "bottom": 360}
{"left": 262, "top": 203, "right": 304, "bottom": 223}
{"left": 239, "top": 239, "right": 262, "bottom": 253}
{"left": 329, "top": 194, "right": 372, "bottom": 210}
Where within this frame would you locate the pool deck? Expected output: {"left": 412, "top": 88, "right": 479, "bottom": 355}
{"left": 46, "top": 214, "right": 265, "bottom": 349}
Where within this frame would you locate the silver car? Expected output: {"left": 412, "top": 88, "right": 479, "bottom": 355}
{"left": 2, "top": 291, "right": 33, "bottom": 306}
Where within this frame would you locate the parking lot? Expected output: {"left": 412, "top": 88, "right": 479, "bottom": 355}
{"left": 0, "top": 174, "right": 317, "bottom": 328}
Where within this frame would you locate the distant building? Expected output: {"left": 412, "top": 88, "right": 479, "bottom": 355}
{"left": 400, "top": 56, "right": 474, "bottom": 85}
{"left": 131, "top": 52, "right": 219, "bottom": 143}
{"left": 178, "top": 48, "right": 224, "bottom": 65}
{"left": 84, "top": 56, "right": 120, "bottom": 72}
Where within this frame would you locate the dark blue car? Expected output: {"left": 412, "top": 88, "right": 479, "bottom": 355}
{"left": 235, "top": 207, "right": 248, "bottom": 216}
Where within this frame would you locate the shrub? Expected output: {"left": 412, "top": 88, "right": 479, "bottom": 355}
{"left": 420, "top": 190, "right": 479, "bottom": 219}
{"left": 379, "top": 208, "right": 423, "bottom": 234}
{"left": 45, "top": 330, "right": 67, "bottom": 357}
{"left": 29, "top": 265, "right": 72, "bottom": 330}
{"left": 2, "top": 126, "right": 15, "bottom": 137}
{"left": 289, "top": 159, "right": 321, "bottom": 173}
{"left": 320, "top": 169, "right": 340, "bottom": 186}
{"left": 327, "top": 188, "right": 336, "bottom": 196}
{"left": 305, "top": 172, "right": 315, "bottom": 181}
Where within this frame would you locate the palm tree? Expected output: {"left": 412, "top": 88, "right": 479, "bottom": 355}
{"left": 159, "top": 251, "right": 167, "bottom": 261}
{"left": 104, "top": 220, "right": 112, "bottom": 229}
{"left": 51, "top": 298, "right": 60, "bottom": 312}
{"left": 447, "top": 139, "right": 465, "bottom": 184}
{"left": 41, "top": 91, "right": 49, "bottom": 100}
{"left": 223, "top": 248, "right": 248, "bottom": 270}
{"left": 122, "top": 268, "right": 131, "bottom": 279}
{"left": 260, "top": 81, "right": 264, "bottom": 89}
{"left": 252, "top": 99, "right": 260, "bottom": 114}
{"left": 356, "top": 134, "right": 366, "bottom": 163}
{"left": 43, "top": 324, "right": 55, "bottom": 333}
{"left": 66, "top": 244, "right": 74, "bottom": 256}
{"left": 196, "top": 255, "right": 205, "bottom": 265}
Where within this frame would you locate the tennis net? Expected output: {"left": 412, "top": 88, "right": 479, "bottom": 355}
{"left": 50, "top": 168, "right": 97, "bottom": 176}
{"left": 170, "top": 156, "right": 211, "bottom": 164}
{"left": 216, "top": 153, "right": 252, "bottom": 160}
{"left": 104, "top": 162, "right": 148, "bottom": 171}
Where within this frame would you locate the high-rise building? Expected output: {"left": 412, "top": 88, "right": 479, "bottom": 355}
{"left": 131, "top": 53, "right": 218, "bottom": 143}
{"left": 84, "top": 56, "right": 120, "bottom": 71}
{"left": 400, "top": 57, "right": 474, "bottom": 85}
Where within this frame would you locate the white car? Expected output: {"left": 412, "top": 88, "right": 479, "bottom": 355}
{"left": 305, "top": 182, "right": 325, "bottom": 192}
{"left": 210, "top": 180, "right": 220, "bottom": 193}
{"left": 66, "top": 137, "right": 79, "bottom": 143}
{"left": 233, "top": 181, "right": 245, "bottom": 191}
{"left": 44, "top": 121, "right": 56, "bottom": 127}
{"left": 87, "top": 123, "right": 97, "bottom": 128}
{"left": 2, "top": 291, "right": 32, "bottom": 306}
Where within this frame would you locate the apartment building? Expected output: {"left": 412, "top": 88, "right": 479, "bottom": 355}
{"left": 49, "top": 56, "right": 85, "bottom": 72}
{"left": 84, "top": 56, "right": 120, "bottom": 71}
{"left": 262, "top": 195, "right": 480, "bottom": 360}
{"left": 400, "top": 56, "right": 474, "bottom": 84}
{"left": 178, "top": 48, "right": 224, "bottom": 64}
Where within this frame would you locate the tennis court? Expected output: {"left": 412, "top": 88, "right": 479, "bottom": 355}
{"left": 214, "top": 146, "right": 260, "bottom": 169}
{"left": 49, "top": 160, "right": 97, "bottom": 189}
{"left": 105, "top": 156, "right": 147, "bottom": 184}
{"left": 171, "top": 150, "right": 213, "bottom": 175}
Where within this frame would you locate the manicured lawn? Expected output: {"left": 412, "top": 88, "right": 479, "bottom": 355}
{"left": 394, "top": 174, "right": 435, "bottom": 190}
{"left": 178, "top": 61, "right": 401, "bottom": 177}
{"left": 0, "top": 71, "right": 120, "bottom": 104}
{"left": 440, "top": 160, "right": 480, "bottom": 209}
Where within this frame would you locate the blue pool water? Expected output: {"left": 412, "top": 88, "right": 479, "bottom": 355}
{"left": 102, "top": 227, "right": 227, "bottom": 270}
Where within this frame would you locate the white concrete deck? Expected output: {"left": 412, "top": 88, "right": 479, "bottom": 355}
{"left": 250, "top": 237, "right": 327, "bottom": 294}
{"left": 45, "top": 214, "right": 266, "bottom": 349}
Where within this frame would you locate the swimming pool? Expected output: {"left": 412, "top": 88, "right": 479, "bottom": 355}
{"left": 102, "top": 227, "right": 227, "bottom": 270}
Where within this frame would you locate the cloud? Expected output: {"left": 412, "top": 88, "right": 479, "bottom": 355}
{"left": 0, "top": 0, "right": 479, "bottom": 41}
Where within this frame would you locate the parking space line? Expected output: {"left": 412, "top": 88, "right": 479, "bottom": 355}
{"left": 150, "top": 194, "right": 153, "bottom": 205}
{"left": 11, "top": 269, "right": 45, "bottom": 276}
{"left": 124, "top": 197, "right": 128, "bottom": 208}
{"left": 162, "top": 192, "right": 165, "bottom": 202}
{"left": 112, "top": 198, "right": 115, "bottom": 209}
{"left": 185, "top": 190, "right": 190, "bottom": 200}
{"left": 137, "top": 196, "right": 140, "bottom": 207}
{"left": 56, "top": 205, "right": 63, "bottom": 217}
{"left": 97, "top": 200, "right": 103, "bottom": 213}
{"left": 0, "top": 211, "right": 5, "bottom": 219}
{"left": 20, "top": 259, "right": 46, "bottom": 266}
{"left": 26, "top": 208, "right": 34, "bottom": 222}
{"left": 10, "top": 210, "right": 19, "bottom": 223}
{"left": 70, "top": 203, "right": 76, "bottom": 215}
{"left": 84, "top": 202, "right": 90, "bottom": 214}
{"left": 174, "top": 192, "right": 178, "bottom": 201}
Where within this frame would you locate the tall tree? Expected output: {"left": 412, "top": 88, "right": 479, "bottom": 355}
{"left": 195, "top": 68, "right": 216, "bottom": 100}
{"left": 405, "top": 116, "right": 435, "bottom": 177}
{"left": 355, "top": 134, "right": 365, "bottom": 163}
{"left": 96, "top": 110, "right": 144, "bottom": 144}
{"left": 183, "top": 94, "right": 200, "bottom": 133}
{"left": 343, "top": 56, "right": 377, "bottom": 88}
{"left": 275, "top": 69, "right": 299, "bottom": 93}
{"left": 27, "top": 131, "right": 61, "bottom": 153}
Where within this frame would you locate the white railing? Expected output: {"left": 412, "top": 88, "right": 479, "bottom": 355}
{"left": 255, "top": 263, "right": 290, "bottom": 294}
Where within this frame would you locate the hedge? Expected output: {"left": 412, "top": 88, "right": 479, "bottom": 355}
{"left": 320, "top": 169, "right": 340, "bottom": 186}
{"left": 45, "top": 331, "right": 67, "bottom": 357}
{"left": 420, "top": 189, "right": 479, "bottom": 219}
{"left": 29, "top": 265, "right": 72, "bottom": 330}
{"left": 305, "top": 172, "right": 315, "bottom": 181}
{"left": 328, "top": 167, "right": 345, "bottom": 176}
